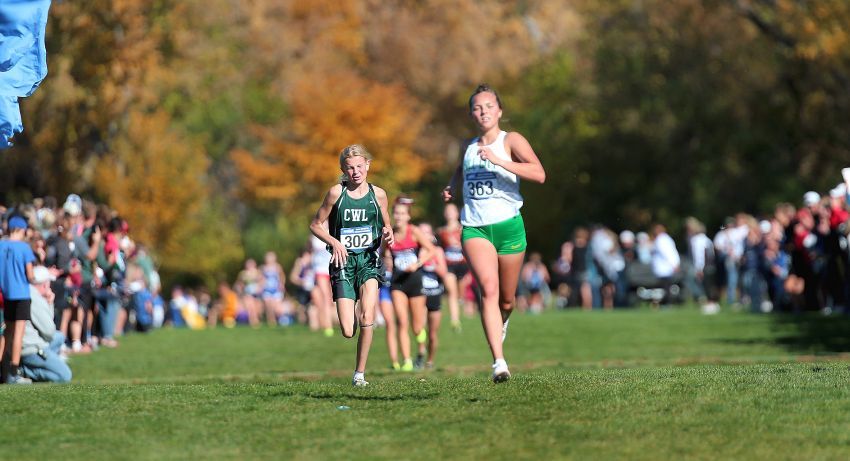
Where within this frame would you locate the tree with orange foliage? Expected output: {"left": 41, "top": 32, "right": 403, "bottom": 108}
{"left": 232, "top": 73, "right": 429, "bottom": 216}
{"left": 95, "top": 110, "right": 242, "bottom": 280}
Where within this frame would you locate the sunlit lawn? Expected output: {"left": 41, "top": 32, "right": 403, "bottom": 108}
{"left": 3, "top": 307, "right": 850, "bottom": 460}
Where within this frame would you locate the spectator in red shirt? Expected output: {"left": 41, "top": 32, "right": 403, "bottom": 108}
{"left": 829, "top": 184, "right": 848, "bottom": 230}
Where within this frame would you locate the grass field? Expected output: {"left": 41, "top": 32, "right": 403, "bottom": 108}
{"left": 3, "top": 307, "right": 850, "bottom": 460}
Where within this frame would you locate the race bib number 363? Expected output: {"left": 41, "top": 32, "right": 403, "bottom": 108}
{"left": 465, "top": 171, "right": 497, "bottom": 199}
{"left": 341, "top": 226, "right": 373, "bottom": 250}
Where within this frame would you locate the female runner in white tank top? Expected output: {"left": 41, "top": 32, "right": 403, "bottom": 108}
{"left": 442, "top": 84, "right": 546, "bottom": 383}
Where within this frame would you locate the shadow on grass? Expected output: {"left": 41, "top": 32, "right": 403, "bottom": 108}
{"left": 770, "top": 313, "right": 850, "bottom": 353}
{"left": 713, "top": 313, "right": 850, "bottom": 354}
{"left": 306, "top": 391, "right": 440, "bottom": 401}
{"left": 218, "top": 385, "right": 440, "bottom": 402}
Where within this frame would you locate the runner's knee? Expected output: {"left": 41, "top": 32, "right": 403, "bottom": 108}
{"left": 479, "top": 278, "right": 499, "bottom": 299}
{"left": 359, "top": 310, "right": 374, "bottom": 325}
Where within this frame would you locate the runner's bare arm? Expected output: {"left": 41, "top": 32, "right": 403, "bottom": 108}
{"left": 374, "top": 186, "right": 395, "bottom": 247}
{"left": 442, "top": 142, "right": 467, "bottom": 202}
{"left": 289, "top": 258, "right": 304, "bottom": 285}
{"left": 409, "top": 225, "right": 435, "bottom": 272}
{"left": 487, "top": 132, "right": 546, "bottom": 184}
{"left": 310, "top": 185, "right": 347, "bottom": 267}
{"left": 434, "top": 247, "right": 449, "bottom": 280}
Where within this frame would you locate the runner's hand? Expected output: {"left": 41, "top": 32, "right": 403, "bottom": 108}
{"left": 477, "top": 146, "right": 503, "bottom": 166}
{"left": 330, "top": 239, "right": 348, "bottom": 268}
{"left": 382, "top": 226, "right": 395, "bottom": 247}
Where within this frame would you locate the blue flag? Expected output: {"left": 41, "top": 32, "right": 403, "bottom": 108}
{"left": 0, "top": 95, "right": 22, "bottom": 147}
{"left": 0, "top": 0, "right": 51, "bottom": 148}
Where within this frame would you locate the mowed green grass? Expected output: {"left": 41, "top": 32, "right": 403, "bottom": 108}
{"left": 3, "top": 308, "right": 850, "bottom": 460}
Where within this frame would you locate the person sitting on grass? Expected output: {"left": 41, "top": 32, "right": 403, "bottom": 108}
{"left": 207, "top": 281, "right": 239, "bottom": 328}
{"left": 169, "top": 286, "right": 189, "bottom": 328}
{"left": 20, "top": 266, "right": 72, "bottom": 383}
{"left": 180, "top": 289, "right": 206, "bottom": 330}
{"left": 131, "top": 278, "right": 155, "bottom": 333}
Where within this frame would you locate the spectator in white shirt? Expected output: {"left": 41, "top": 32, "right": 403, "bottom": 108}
{"left": 714, "top": 215, "right": 748, "bottom": 305}
{"left": 651, "top": 224, "right": 680, "bottom": 278}
{"left": 685, "top": 217, "right": 715, "bottom": 306}
{"left": 650, "top": 224, "right": 680, "bottom": 305}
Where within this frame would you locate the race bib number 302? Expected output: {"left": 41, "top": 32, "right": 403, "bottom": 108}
{"left": 465, "top": 171, "right": 497, "bottom": 199}
{"left": 341, "top": 226, "right": 373, "bottom": 250}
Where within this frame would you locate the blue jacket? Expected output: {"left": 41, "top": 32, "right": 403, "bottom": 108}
{"left": 0, "top": 0, "right": 51, "bottom": 147}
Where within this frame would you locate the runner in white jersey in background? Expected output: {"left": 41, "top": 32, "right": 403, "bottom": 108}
{"left": 311, "top": 233, "right": 335, "bottom": 336}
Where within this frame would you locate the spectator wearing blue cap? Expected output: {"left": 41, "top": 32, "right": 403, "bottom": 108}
{"left": 0, "top": 215, "right": 37, "bottom": 384}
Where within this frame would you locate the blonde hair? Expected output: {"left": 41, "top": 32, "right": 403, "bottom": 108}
{"left": 338, "top": 144, "right": 372, "bottom": 184}
{"left": 339, "top": 144, "right": 372, "bottom": 168}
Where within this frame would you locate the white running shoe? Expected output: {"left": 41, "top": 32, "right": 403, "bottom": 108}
{"left": 492, "top": 361, "right": 511, "bottom": 384}
{"left": 352, "top": 376, "right": 369, "bottom": 387}
{"left": 501, "top": 319, "right": 510, "bottom": 343}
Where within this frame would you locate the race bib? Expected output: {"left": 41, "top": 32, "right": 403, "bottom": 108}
{"left": 422, "top": 272, "right": 443, "bottom": 296}
{"left": 465, "top": 171, "right": 497, "bottom": 200}
{"left": 341, "top": 226, "right": 373, "bottom": 250}
{"left": 445, "top": 247, "right": 464, "bottom": 263}
{"left": 422, "top": 274, "right": 440, "bottom": 290}
{"left": 394, "top": 249, "right": 418, "bottom": 271}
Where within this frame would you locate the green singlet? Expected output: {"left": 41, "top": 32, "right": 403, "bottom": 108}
{"left": 328, "top": 183, "right": 385, "bottom": 301}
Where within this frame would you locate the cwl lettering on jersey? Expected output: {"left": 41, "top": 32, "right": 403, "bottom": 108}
{"left": 344, "top": 209, "right": 368, "bottom": 222}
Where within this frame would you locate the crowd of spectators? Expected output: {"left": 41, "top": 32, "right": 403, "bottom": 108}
{"left": 531, "top": 176, "right": 850, "bottom": 315}
{"left": 1, "top": 195, "right": 161, "bottom": 383}
{"left": 0, "top": 196, "right": 302, "bottom": 379}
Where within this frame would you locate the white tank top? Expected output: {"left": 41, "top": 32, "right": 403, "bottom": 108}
{"left": 311, "top": 235, "right": 331, "bottom": 275}
{"left": 460, "top": 131, "right": 523, "bottom": 227}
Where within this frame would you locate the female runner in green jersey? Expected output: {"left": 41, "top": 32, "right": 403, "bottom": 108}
{"left": 311, "top": 144, "right": 394, "bottom": 387}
